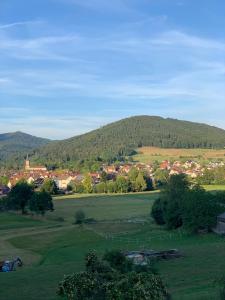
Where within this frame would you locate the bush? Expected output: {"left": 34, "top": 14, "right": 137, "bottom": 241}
{"left": 151, "top": 198, "right": 166, "bottom": 225}
{"left": 57, "top": 251, "right": 170, "bottom": 300}
{"left": 74, "top": 210, "right": 85, "bottom": 224}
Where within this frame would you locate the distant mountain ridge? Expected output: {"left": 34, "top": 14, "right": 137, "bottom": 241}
{"left": 0, "top": 131, "right": 50, "bottom": 166}
{"left": 30, "top": 116, "right": 225, "bottom": 167}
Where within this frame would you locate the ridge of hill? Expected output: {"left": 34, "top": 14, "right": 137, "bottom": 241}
{"left": 29, "top": 116, "right": 225, "bottom": 167}
{"left": 0, "top": 131, "right": 50, "bottom": 167}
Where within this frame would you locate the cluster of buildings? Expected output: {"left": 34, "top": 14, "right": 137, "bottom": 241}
{"left": 0, "top": 157, "right": 224, "bottom": 196}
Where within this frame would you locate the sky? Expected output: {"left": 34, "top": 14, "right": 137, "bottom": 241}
{"left": 0, "top": 0, "right": 225, "bottom": 139}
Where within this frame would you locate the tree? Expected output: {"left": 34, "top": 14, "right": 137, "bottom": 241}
{"left": 95, "top": 182, "right": 107, "bottom": 193}
{"left": 151, "top": 174, "right": 190, "bottom": 230}
{"left": 29, "top": 191, "right": 54, "bottom": 215}
{"left": 41, "top": 179, "right": 58, "bottom": 195}
{"left": 7, "top": 181, "right": 34, "bottom": 214}
{"left": 128, "top": 167, "right": 139, "bottom": 181}
{"left": 71, "top": 181, "right": 85, "bottom": 193}
{"left": 154, "top": 169, "right": 169, "bottom": 186}
{"left": 116, "top": 176, "right": 130, "bottom": 193}
{"left": 135, "top": 172, "right": 147, "bottom": 192}
{"left": 57, "top": 251, "right": 170, "bottom": 300}
{"left": 163, "top": 174, "right": 189, "bottom": 229}
{"left": 0, "top": 176, "right": 9, "bottom": 186}
{"left": 151, "top": 198, "right": 166, "bottom": 225}
{"left": 181, "top": 186, "right": 222, "bottom": 233}
{"left": 107, "top": 181, "right": 117, "bottom": 193}
{"left": 83, "top": 175, "right": 93, "bottom": 193}
{"left": 75, "top": 210, "right": 86, "bottom": 224}
{"left": 100, "top": 171, "right": 108, "bottom": 183}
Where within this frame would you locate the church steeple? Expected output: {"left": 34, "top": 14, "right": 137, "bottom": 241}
{"left": 25, "top": 154, "right": 30, "bottom": 170}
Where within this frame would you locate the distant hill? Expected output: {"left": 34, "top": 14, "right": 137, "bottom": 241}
{"left": 30, "top": 116, "right": 225, "bottom": 167}
{"left": 0, "top": 131, "right": 50, "bottom": 167}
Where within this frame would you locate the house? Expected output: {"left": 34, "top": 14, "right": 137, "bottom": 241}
{"left": 53, "top": 176, "right": 73, "bottom": 190}
{"left": 160, "top": 160, "right": 171, "bottom": 170}
{"left": 119, "top": 164, "right": 133, "bottom": 174}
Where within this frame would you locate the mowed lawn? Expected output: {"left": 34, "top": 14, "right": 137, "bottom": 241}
{"left": 0, "top": 191, "right": 225, "bottom": 300}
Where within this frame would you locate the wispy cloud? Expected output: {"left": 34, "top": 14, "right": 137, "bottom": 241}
{"left": 0, "top": 20, "right": 42, "bottom": 30}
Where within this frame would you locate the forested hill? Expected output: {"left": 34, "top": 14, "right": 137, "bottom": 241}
{"left": 0, "top": 131, "right": 50, "bottom": 164}
{"left": 31, "top": 116, "right": 225, "bottom": 167}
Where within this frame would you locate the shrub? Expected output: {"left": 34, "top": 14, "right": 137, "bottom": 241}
{"left": 74, "top": 210, "right": 85, "bottom": 224}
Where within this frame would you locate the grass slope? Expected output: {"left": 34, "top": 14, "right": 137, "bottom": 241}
{"left": 0, "top": 190, "right": 225, "bottom": 300}
{"left": 134, "top": 146, "right": 225, "bottom": 163}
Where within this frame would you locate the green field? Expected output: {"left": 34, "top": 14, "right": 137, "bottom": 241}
{"left": 0, "top": 190, "right": 225, "bottom": 299}
{"left": 133, "top": 146, "right": 225, "bottom": 163}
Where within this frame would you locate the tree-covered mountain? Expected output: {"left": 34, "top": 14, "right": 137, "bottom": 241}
{"left": 29, "top": 116, "right": 225, "bottom": 168}
{"left": 0, "top": 131, "right": 50, "bottom": 167}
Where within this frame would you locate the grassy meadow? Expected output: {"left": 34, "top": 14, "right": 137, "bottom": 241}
{"left": 133, "top": 146, "right": 225, "bottom": 163}
{"left": 0, "top": 190, "right": 225, "bottom": 299}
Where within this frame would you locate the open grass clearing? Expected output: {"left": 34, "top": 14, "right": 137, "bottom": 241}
{"left": 0, "top": 190, "right": 225, "bottom": 299}
{"left": 133, "top": 146, "right": 225, "bottom": 163}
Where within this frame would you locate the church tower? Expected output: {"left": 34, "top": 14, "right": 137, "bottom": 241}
{"left": 25, "top": 154, "right": 30, "bottom": 170}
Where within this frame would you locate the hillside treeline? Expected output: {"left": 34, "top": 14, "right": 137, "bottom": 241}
{"left": 31, "top": 116, "right": 225, "bottom": 168}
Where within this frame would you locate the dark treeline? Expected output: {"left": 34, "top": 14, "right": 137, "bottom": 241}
{"left": 151, "top": 174, "right": 225, "bottom": 233}
{"left": 0, "top": 131, "right": 50, "bottom": 169}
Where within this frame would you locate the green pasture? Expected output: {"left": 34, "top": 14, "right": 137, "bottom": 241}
{"left": 0, "top": 190, "right": 225, "bottom": 299}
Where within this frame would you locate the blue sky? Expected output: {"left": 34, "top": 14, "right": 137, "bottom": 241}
{"left": 0, "top": 0, "right": 225, "bottom": 139}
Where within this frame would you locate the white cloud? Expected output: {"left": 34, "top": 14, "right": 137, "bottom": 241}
{"left": 0, "top": 21, "right": 41, "bottom": 30}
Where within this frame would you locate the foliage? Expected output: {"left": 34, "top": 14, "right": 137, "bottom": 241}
{"left": 83, "top": 174, "right": 93, "bottom": 193}
{"left": 57, "top": 251, "right": 170, "bottom": 300}
{"left": 6, "top": 181, "right": 34, "bottom": 214}
{"left": 95, "top": 182, "right": 107, "bottom": 193}
{"left": 182, "top": 186, "right": 222, "bottom": 233}
{"left": 21, "top": 116, "right": 225, "bottom": 168}
{"left": 0, "top": 131, "right": 49, "bottom": 169}
{"left": 74, "top": 210, "right": 86, "bottom": 224}
{"left": 29, "top": 191, "right": 54, "bottom": 215}
{"left": 154, "top": 169, "right": 169, "bottom": 186}
{"left": 0, "top": 175, "right": 9, "bottom": 185}
{"left": 135, "top": 172, "right": 147, "bottom": 192}
{"left": 151, "top": 198, "right": 166, "bottom": 225}
{"left": 197, "top": 167, "right": 225, "bottom": 185}
{"left": 151, "top": 175, "right": 223, "bottom": 233}
{"left": 163, "top": 174, "right": 189, "bottom": 229}
{"left": 41, "top": 179, "right": 58, "bottom": 195}
{"left": 106, "top": 181, "right": 117, "bottom": 193}
{"left": 116, "top": 176, "right": 130, "bottom": 193}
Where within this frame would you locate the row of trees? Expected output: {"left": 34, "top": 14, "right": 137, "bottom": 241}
{"left": 69, "top": 169, "right": 153, "bottom": 194}
{"left": 1, "top": 181, "right": 54, "bottom": 215}
{"left": 151, "top": 174, "right": 224, "bottom": 233}
{"left": 196, "top": 167, "right": 225, "bottom": 185}
{"left": 58, "top": 251, "right": 170, "bottom": 300}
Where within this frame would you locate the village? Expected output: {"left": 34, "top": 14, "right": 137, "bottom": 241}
{"left": 0, "top": 156, "right": 224, "bottom": 196}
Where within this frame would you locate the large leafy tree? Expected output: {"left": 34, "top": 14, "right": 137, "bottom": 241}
{"left": 7, "top": 181, "right": 34, "bottom": 214}
{"left": 57, "top": 251, "right": 170, "bottom": 300}
{"left": 182, "top": 186, "right": 222, "bottom": 233}
{"left": 41, "top": 179, "right": 58, "bottom": 195}
{"left": 29, "top": 191, "right": 54, "bottom": 215}
{"left": 135, "top": 172, "right": 147, "bottom": 192}
{"left": 116, "top": 176, "right": 130, "bottom": 193}
{"left": 151, "top": 175, "right": 222, "bottom": 233}
{"left": 83, "top": 174, "right": 93, "bottom": 193}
